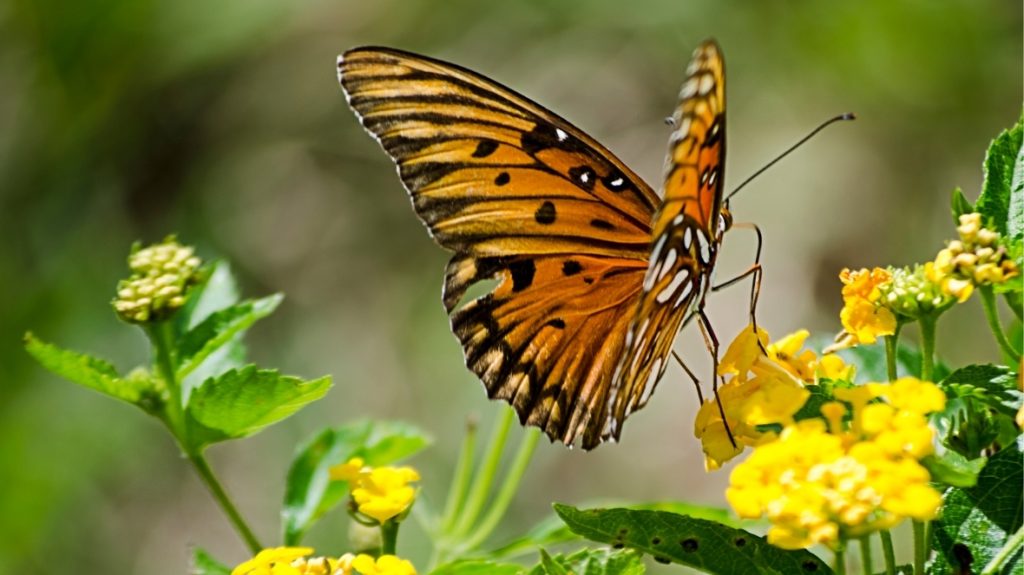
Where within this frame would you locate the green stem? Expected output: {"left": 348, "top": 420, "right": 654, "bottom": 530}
{"left": 461, "top": 428, "right": 541, "bottom": 550}
{"left": 147, "top": 321, "right": 262, "bottom": 554}
{"left": 884, "top": 328, "right": 901, "bottom": 382}
{"left": 381, "top": 519, "right": 399, "bottom": 556}
{"left": 859, "top": 535, "right": 873, "bottom": 575}
{"left": 188, "top": 451, "right": 263, "bottom": 554}
{"left": 451, "top": 407, "right": 514, "bottom": 537}
{"left": 439, "top": 418, "right": 478, "bottom": 533}
{"left": 981, "top": 525, "right": 1024, "bottom": 575}
{"left": 912, "top": 520, "right": 927, "bottom": 575}
{"left": 918, "top": 317, "right": 936, "bottom": 382}
{"left": 980, "top": 286, "right": 1022, "bottom": 362}
{"left": 834, "top": 545, "right": 847, "bottom": 575}
{"left": 879, "top": 530, "right": 897, "bottom": 575}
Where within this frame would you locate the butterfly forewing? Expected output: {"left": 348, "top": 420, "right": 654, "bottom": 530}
{"left": 339, "top": 47, "right": 661, "bottom": 448}
{"left": 608, "top": 41, "right": 727, "bottom": 438}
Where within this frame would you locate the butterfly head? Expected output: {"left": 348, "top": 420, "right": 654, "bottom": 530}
{"left": 718, "top": 203, "right": 733, "bottom": 238}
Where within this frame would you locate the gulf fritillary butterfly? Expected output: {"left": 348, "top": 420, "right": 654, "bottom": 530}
{"left": 338, "top": 40, "right": 743, "bottom": 450}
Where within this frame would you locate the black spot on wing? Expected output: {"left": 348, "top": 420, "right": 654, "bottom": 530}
{"left": 590, "top": 218, "right": 615, "bottom": 231}
{"left": 472, "top": 139, "right": 499, "bottom": 158}
{"left": 509, "top": 260, "right": 536, "bottom": 292}
{"left": 534, "top": 201, "right": 556, "bottom": 224}
{"left": 495, "top": 172, "right": 510, "bottom": 186}
{"left": 601, "top": 169, "right": 630, "bottom": 193}
{"left": 546, "top": 318, "right": 566, "bottom": 329}
{"left": 562, "top": 260, "right": 582, "bottom": 276}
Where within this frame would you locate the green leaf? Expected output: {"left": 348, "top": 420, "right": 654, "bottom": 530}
{"left": 185, "top": 365, "right": 331, "bottom": 448}
{"left": 930, "top": 435, "right": 1023, "bottom": 574}
{"left": 192, "top": 548, "right": 232, "bottom": 575}
{"left": 176, "top": 294, "right": 283, "bottom": 379}
{"left": 282, "top": 420, "right": 431, "bottom": 545}
{"left": 1009, "top": 119, "right": 1024, "bottom": 240}
{"left": 530, "top": 548, "right": 645, "bottom": 575}
{"left": 180, "top": 260, "right": 241, "bottom": 330}
{"left": 430, "top": 560, "right": 526, "bottom": 575}
{"left": 976, "top": 119, "right": 1023, "bottom": 236}
{"left": 489, "top": 502, "right": 738, "bottom": 559}
{"left": 921, "top": 451, "right": 986, "bottom": 488}
{"left": 24, "top": 333, "right": 147, "bottom": 405}
{"left": 951, "top": 187, "right": 975, "bottom": 226}
{"left": 554, "top": 505, "right": 832, "bottom": 575}
{"left": 933, "top": 365, "right": 1022, "bottom": 459}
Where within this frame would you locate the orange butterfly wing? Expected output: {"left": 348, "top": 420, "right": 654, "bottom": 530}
{"left": 608, "top": 41, "right": 728, "bottom": 439}
{"left": 338, "top": 47, "right": 660, "bottom": 448}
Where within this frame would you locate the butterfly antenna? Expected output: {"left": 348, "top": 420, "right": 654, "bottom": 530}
{"left": 725, "top": 112, "right": 856, "bottom": 202}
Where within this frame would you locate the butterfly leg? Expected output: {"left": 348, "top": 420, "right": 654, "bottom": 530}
{"left": 671, "top": 350, "right": 704, "bottom": 404}
{"left": 697, "top": 308, "right": 737, "bottom": 448}
{"left": 712, "top": 222, "right": 765, "bottom": 353}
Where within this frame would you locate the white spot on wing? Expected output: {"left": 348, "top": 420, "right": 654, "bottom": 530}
{"left": 683, "top": 227, "right": 692, "bottom": 249}
{"left": 698, "top": 73, "right": 715, "bottom": 96}
{"left": 679, "top": 78, "right": 698, "bottom": 99}
{"left": 673, "top": 214, "right": 684, "bottom": 225}
{"left": 673, "top": 280, "right": 694, "bottom": 308}
{"left": 698, "top": 233, "right": 711, "bottom": 264}
{"left": 658, "top": 248, "right": 677, "bottom": 281}
{"left": 657, "top": 269, "right": 688, "bottom": 303}
{"left": 556, "top": 128, "right": 568, "bottom": 141}
{"left": 610, "top": 177, "right": 624, "bottom": 187}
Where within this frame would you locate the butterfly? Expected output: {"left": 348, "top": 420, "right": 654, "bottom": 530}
{"left": 338, "top": 40, "right": 743, "bottom": 450}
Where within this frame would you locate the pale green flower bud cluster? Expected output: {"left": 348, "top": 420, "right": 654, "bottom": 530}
{"left": 113, "top": 238, "right": 202, "bottom": 323}
{"left": 878, "top": 265, "right": 953, "bottom": 320}
{"left": 928, "top": 213, "right": 1019, "bottom": 302}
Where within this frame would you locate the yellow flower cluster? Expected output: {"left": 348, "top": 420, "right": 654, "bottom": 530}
{"left": 232, "top": 548, "right": 415, "bottom": 575}
{"left": 694, "top": 327, "right": 854, "bottom": 470}
{"left": 330, "top": 458, "right": 420, "bottom": 524}
{"left": 830, "top": 268, "right": 898, "bottom": 351}
{"left": 928, "top": 212, "right": 1020, "bottom": 302}
{"left": 726, "top": 378, "right": 945, "bottom": 550}
{"left": 113, "top": 238, "right": 203, "bottom": 323}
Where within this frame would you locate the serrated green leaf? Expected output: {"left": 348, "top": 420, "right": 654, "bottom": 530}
{"left": 185, "top": 366, "right": 330, "bottom": 448}
{"left": 192, "top": 548, "right": 231, "bottom": 575}
{"left": 531, "top": 548, "right": 645, "bottom": 575}
{"left": 24, "top": 333, "right": 146, "bottom": 404}
{"left": 554, "top": 505, "right": 832, "bottom": 575}
{"left": 181, "top": 260, "right": 241, "bottom": 329}
{"left": 951, "top": 187, "right": 975, "bottom": 226}
{"left": 176, "top": 294, "right": 283, "bottom": 379}
{"left": 1009, "top": 120, "right": 1024, "bottom": 240}
{"left": 430, "top": 559, "right": 526, "bottom": 575}
{"left": 282, "top": 420, "right": 431, "bottom": 545}
{"left": 934, "top": 365, "right": 1022, "bottom": 459}
{"left": 976, "top": 119, "right": 1023, "bottom": 236}
{"left": 930, "top": 435, "right": 1023, "bottom": 574}
{"left": 921, "top": 451, "right": 986, "bottom": 488}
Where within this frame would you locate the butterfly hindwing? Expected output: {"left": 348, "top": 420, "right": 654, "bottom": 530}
{"left": 338, "top": 47, "right": 661, "bottom": 448}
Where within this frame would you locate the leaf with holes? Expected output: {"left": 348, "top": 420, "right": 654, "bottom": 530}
{"left": 554, "top": 505, "right": 831, "bottom": 575}
{"left": 929, "top": 435, "right": 1023, "bottom": 574}
{"left": 529, "top": 548, "right": 645, "bottom": 575}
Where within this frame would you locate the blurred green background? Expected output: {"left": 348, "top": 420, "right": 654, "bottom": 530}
{"left": 1, "top": 0, "right": 1020, "bottom": 573}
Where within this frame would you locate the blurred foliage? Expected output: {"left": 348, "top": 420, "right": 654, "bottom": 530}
{"left": 0, "top": 0, "right": 1020, "bottom": 573}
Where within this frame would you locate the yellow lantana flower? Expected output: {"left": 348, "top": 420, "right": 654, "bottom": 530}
{"left": 928, "top": 213, "right": 1020, "bottom": 302}
{"left": 725, "top": 378, "right": 946, "bottom": 550}
{"left": 829, "top": 268, "right": 897, "bottom": 351}
{"left": 695, "top": 326, "right": 853, "bottom": 470}
{"left": 352, "top": 554, "right": 417, "bottom": 575}
{"left": 329, "top": 458, "right": 420, "bottom": 524}
{"left": 232, "top": 547, "right": 354, "bottom": 575}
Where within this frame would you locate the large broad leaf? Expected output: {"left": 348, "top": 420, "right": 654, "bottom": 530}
{"left": 930, "top": 435, "right": 1023, "bottom": 574}
{"left": 24, "top": 333, "right": 148, "bottom": 405}
{"left": 530, "top": 548, "right": 645, "bottom": 575}
{"left": 488, "top": 502, "right": 737, "bottom": 559}
{"left": 430, "top": 560, "right": 526, "bottom": 575}
{"left": 185, "top": 365, "right": 331, "bottom": 449}
{"left": 176, "top": 294, "right": 282, "bottom": 380}
{"left": 554, "top": 505, "right": 831, "bottom": 575}
{"left": 976, "top": 118, "right": 1023, "bottom": 236}
{"left": 1009, "top": 122, "right": 1024, "bottom": 239}
{"left": 933, "top": 364, "right": 1021, "bottom": 460}
{"left": 192, "top": 548, "right": 231, "bottom": 575}
{"left": 282, "top": 420, "right": 431, "bottom": 544}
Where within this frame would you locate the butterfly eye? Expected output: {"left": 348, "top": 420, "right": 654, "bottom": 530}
{"left": 719, "top": 209, "right": 733, "bottom": 234}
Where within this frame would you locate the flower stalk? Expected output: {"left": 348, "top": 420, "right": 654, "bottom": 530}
{"left": 979, "top": 286, "right": 1022, "bottom": 361}
{"left": 879, "top": 530, "right": 897, "bottom": 575}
